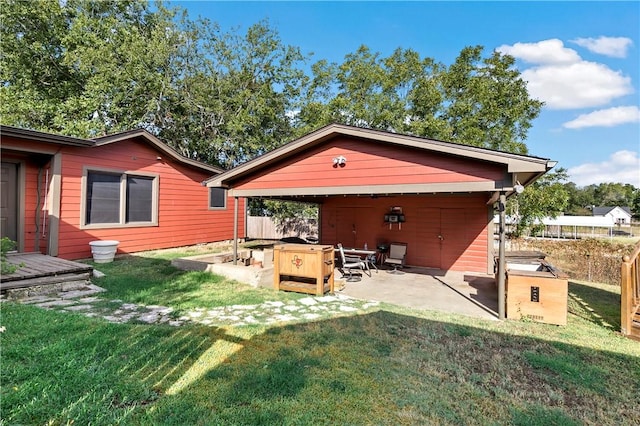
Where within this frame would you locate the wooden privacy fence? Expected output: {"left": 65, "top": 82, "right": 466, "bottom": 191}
{"left": 247, "top": 216, "right": 318, "bottom": 241}
{"left": 620, "top": 240, "right": 640, "bottom": 340}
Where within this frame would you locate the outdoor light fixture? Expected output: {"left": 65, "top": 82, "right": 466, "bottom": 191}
{"left": 514, "top": 181, "right": 525, "bottom": 194}
{"left": 332, "top": 156, "right": 347, "bottom": 167}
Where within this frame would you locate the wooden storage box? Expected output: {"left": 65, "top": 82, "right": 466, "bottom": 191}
{"left": 273, "top": 244, "right": 335, "bottom": 295}
{"left": 506, "top": 266, "right": 568, "bottom": 326}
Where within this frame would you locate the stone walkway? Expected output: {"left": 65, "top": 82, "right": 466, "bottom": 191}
{"left": 13, "top": 284, "right": 380, "bottom": 327}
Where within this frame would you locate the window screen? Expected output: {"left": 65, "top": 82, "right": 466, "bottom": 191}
{"left": 126, "top": 176, "right": 154, "bottom": 222}
{"left": 209, "top": 187, "right": 226, "bottom": 208}
{"left": 86, "top": 172, "right": 120, "bottom": 224}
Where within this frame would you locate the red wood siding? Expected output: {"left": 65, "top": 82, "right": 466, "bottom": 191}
{"left": 57, "top": 140, "right": 243, "bottom": 259}
{"left": 320, "top": 194, "right": 490, "bottom": 273}
{"left": 0, "top": 151, "right": 50, "bottom": 254}
{"left": 236, "top": 136, "right": 505, "bottom": 190}
{"left": 3, "top": 137, "right": 243, "bottom": 260}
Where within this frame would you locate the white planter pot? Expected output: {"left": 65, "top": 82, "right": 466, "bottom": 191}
{"left": 89, "top": 240, "right": 119, "bottom": 263}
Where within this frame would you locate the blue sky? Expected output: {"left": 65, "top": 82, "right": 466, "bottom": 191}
{"left": 173, "top": 1, "right": 640, "bottom": 187}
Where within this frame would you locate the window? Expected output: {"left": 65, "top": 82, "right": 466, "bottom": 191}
{"left": 86, "top": 173, "right": 120, "bottom": 224}
{"left": 209, "top": 187, "right": 227, "bottom": 209}
{"left": 84, "top": 170, "right": 158, "bottom": 227}
{"left": 126, "top": 176, "right": 154, "bottom": 222}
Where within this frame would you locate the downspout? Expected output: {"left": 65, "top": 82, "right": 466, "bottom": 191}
{"left": 233, "top": 196, "right": 239, "bottom": 265}
{"left": 497, "top": 192, "right": 507, "bottom": 320}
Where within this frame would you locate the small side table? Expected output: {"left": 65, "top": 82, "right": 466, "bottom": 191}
{"left": 376, "top": 244, "right": 389, "bottom": 265}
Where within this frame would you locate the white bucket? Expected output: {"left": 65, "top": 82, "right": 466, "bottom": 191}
{"left": 89, "top": 240, "right": 119, "bottom": 263}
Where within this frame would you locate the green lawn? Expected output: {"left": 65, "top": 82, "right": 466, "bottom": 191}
{"left": 1, "top": 251, "right": 639, "bottom": 425}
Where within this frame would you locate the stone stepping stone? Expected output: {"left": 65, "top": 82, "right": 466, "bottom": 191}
{"left": 20, "top": 296, "right": 58, "bottom": 304}
{"left": 65, "top": 304, "right": 94, "bottom": 311}
{"left": 38, "top": 299, "right": 76, "bottom": 308}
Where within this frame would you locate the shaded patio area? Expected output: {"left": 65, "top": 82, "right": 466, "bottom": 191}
{"left": 337, "top": 266, "right": 498, "bottom": 321}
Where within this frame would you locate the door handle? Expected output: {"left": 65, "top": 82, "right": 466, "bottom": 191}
{"left": 438, "top": 235, "right": 444, "bottom": 240}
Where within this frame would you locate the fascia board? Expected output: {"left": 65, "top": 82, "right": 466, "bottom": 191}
{"left": 206, "top": 124, "right": 553, "bottom": 186}
{"left": 94, "top": 130, "right": 223, "bottom": 174}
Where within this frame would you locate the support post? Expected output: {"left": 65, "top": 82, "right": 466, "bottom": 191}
{"left": 621, "top": 256, "right": 632, "bottom": 336}
{"left": 497, "top": 192, "right": 507, "bottom": 319}
{"left": 233, "top": 196, "right": 239, "bottom": 265}
{"left": 47, "top": 153, "right": 62, "bottom": 256}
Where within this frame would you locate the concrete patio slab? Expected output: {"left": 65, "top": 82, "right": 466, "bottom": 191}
{"left": 337, "top": 266, "right": 499, "bottom": 321}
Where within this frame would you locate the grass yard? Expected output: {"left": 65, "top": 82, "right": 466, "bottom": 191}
{"left": 1, "top": 250, "right": 639, "bottom": 425}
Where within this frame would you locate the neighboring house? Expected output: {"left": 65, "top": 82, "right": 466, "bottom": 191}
{"left": 0, "top": 125, "right": 244, "bottom": 260}
{"left": 206, "top": 124, "right": 556, "bottom": 274}
{"left": 592, "top": 206, "right": 632, "bottom": 226}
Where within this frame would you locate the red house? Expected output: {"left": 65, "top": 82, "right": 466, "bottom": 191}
{"left": 0, "top": 125, "right": 244, "bottom": 259}
{"left": 206, "top": 124, "right": 555, "bottom": 275}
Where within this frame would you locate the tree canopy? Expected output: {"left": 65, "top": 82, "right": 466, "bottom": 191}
{"left": 1, "top": 0, "right": 306, "bottom": 169}
{"left": 564, "top": 182, "right": 639, "bottom": 218}
{"left": 295, "top": 45, "right": 542, "bottom": 154}
{"left": 508, "top": 168, "right": 570, "bottom": 237}
{"left": 6, "top": 0, "right": 630, "bottom": 225}
{"left": 2, "top": 0, "right": 542, "bottom": 166}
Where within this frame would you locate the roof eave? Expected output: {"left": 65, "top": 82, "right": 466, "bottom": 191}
{"left": 0, "top": 125, "right": 95, "bottom": 147}
{"left": 94, "top": 129, "right": 224, "bottom": 174}
{"left": 206, "top": 124, "right": 554, "bottom": 187}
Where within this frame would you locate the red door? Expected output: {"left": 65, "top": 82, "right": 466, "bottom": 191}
{"left": 416, "top": 207, "right": 441, "bottom": 268}
{"left": 335, "top": 207, "right": 364, "bottom": 248}
{"left": 416, "top": 207, "right": 467, "bottom": 270}
{"left": 440, "top": 208, "right": 468, "bottom": 270}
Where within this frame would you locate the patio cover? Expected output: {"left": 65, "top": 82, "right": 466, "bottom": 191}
{"left": 204, "top": 124, "right": 557, "bottom": 319}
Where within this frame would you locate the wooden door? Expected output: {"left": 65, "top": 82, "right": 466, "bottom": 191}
{"left": 416, "top": 207, "right": 441, "bottom": 268}
{"left": 1, "top": 162, "right": 18, "bottom": 242}
{"left": 440, "top": 208, "right": 468, "bottom": 270}
{"left": 335, "top": 207, "right": 369, "bottom": 248}
{"left": 416, "top": 207, "right": 467, "bottom": 270}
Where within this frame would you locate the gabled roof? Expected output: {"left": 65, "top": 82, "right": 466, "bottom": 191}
{"left": 0, "top": 125, "right": 222, "bottom": 174}
{"left": 94, "top": 129, "right": 223, "bottom": 174}
{"left": 205, "top": 123, "right": 556, "bottom": 190}
{"left": 592, "top": 206, "right": 632, "bottom": 217}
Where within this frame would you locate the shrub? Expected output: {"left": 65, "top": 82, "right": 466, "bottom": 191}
{"left": 509, "top": 238, "right": 635, "bottom": 285}
{"left": 1, "top": 237, "right": 19, "bottom": 274}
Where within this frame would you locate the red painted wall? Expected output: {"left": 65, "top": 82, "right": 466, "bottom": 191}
{"left": 321, "top": 194, "right": 491, "bottom": 273}
{"left": 236, "top": 136, "right": 504, "bottom": 190}
{"left": 2, "top": 137, "right": 243, "bottom": 260}
{"left": 1, "top": 150, "right": 50, "bottom": 254}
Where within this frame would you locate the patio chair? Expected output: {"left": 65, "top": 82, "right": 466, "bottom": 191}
{"left": 337, "top": 243, "right": 370, "bottom": 282}
{"left": 383, "top": 242, "right": 407, "bottom": 274}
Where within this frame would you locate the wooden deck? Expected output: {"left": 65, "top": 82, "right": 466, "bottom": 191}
{"left": 0, "top": 253, "right": 93, "bottom": 291}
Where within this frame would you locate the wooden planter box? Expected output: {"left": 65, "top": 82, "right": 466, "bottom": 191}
{"left": 273, "top": 244, "right": 335, "bottom": 295}
{"left": 506, "top": 265, "right": 568, "bottom": 326}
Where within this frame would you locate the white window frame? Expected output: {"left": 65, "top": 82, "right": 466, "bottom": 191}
{"left": 80, "top": 167, "right": 159, "bottom": 229}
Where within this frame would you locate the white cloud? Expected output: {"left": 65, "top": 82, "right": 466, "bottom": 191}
{"left": 522, "top": 62, "right": 632, "bottom": 109}
{"left": 568, "top": 150, "right": 640, "bottom": 187}
{"left": 497, "top": 39, "right": 581, "bottom": 65}
{"left": 571, "top": 36, "right": 633, "bottom": 58}
{"left": 563, "top": 106, "right": 640, "bottom": 129}
{"left": 497, "top": 39, "right": 633, "bottom": 110}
